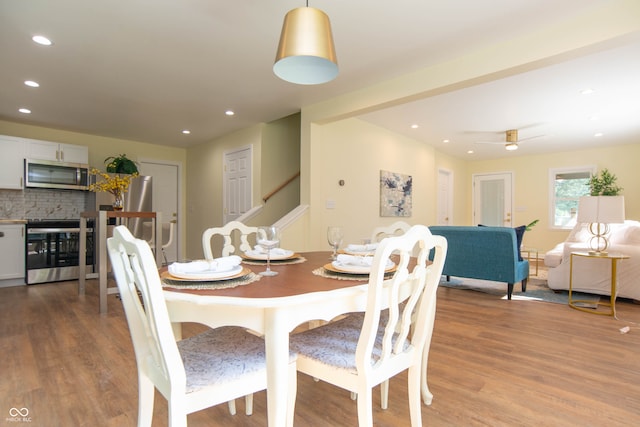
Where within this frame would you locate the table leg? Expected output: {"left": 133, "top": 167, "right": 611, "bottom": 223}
{"left": 610, "top": 258, "right": 618, "bottom": 317}
{"left": 79, "top": 217, "right": 86, "bottom": 295}
{"left": 264, "top": 308, "right": 293, "bottom": 427}
{"left": 99, "top": 211, "right": 108, "bottom": 314}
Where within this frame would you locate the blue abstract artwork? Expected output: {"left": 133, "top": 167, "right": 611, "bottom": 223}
{"left": 380, "top": 170, "right": 412, "bottom": 217}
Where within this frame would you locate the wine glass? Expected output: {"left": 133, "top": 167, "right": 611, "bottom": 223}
{"left": 257, "top": 226, "right": 280, "bottom": 276}
{"left": 327, "top": 226, "right": 344, "bottom": 260}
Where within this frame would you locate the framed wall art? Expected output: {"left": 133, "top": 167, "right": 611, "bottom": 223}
{"left": 379, "top": 170, "right": 412, "bottom": 217}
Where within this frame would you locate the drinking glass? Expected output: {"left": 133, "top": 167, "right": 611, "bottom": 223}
{"left": 257, "top": 226, "right": 280, "bottom": 276}
{"left": 327, "top": 226, "right": 344, "bottom": 260}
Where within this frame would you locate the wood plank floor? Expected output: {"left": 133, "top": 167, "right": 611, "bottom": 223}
{"left": 1, "top": 275, "right": 639, "bottom": 426}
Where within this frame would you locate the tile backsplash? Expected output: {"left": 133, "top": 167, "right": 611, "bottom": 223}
{"left": 0, "top": 188, "right": 92, "bottom": 219}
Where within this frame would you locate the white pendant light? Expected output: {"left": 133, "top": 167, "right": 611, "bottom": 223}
{"left": 273, "top": 4, "right": 338, "bottom": 85}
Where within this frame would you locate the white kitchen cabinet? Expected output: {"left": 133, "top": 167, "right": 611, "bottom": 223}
{"left": 0, "top": 136, "right": 26, "bottom": 190}
{"left": 0, "top": 224, "right": 25, "bottom": 282}
{"left": 27, "top": 140, "right": 89, "bottom": 164}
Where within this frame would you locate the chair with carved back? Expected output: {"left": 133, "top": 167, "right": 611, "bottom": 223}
{"left": 370, "top": 220, "right": 412, "bottom": 243}
{"left": 368, "top": 220, "right": 412, "bottom": 408}
{"left": 107, "top": 225, "right": 296, "bottom": 426}
{"left": 290, "top": 225, "right": 447, "bottom": 426}
{"left": 202, "top": 221, "right": 258, "bottom": 261}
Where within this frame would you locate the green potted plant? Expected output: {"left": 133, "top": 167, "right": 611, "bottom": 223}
{"left": 104, "top": 154, "right": 139, "bottom": 174}
{"left": 588, "top": 168, "right": 622, "bottom": 196}
{"left": 525, "top": 219, "right": 539, "bottom": 232}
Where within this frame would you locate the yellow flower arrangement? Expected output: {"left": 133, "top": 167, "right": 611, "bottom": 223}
{"left": 88, "top": 168, "right": 139, "bottom": 210}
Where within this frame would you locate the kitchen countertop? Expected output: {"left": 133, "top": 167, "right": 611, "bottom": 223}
{"left": 0, "top": 219, "right": 27, "bottom": 224}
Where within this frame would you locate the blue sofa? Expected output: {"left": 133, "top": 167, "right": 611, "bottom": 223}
{"left": 428, "top": 226, "right": 529, "bottom": 299}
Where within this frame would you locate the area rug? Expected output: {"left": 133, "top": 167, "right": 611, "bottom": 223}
{"left": 439, "top": 273, "right": 601, "bottom": 306}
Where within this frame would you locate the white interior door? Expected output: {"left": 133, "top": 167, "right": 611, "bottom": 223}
{"left": 139, "top": 159, "right": 180, "bottom": 263}
{"left": 473, "top": 172, "right": 513, "bottom": 226}
{"left": 223, "top": 146, "right": 252, "bottom": 224}
{"left": 437, "top": 168, "right": 453, "bottom": 225}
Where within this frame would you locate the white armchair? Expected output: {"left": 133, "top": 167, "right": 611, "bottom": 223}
{"left": 544, "top": 220, "right": 640, "bottom": 301}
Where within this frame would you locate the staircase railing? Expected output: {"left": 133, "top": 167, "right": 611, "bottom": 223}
{"left": 262, "top": 171, "right": 300, "bottom": 203}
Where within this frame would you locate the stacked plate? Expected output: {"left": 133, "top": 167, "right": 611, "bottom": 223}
{"left": 242, "top": 248, "right": 300, "bottom": 262}
{"left": 325, "top": 254, "right": 395, "bottom": 275}
{"left": 165, "top": 257, "right": 249, "bottom": 282}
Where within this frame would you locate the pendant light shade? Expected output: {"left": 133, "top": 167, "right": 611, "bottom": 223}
{"left": 274, "top": 6, "right": 338, "bottom": 85}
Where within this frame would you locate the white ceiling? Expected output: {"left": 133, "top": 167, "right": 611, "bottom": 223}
{"left": 1, "top": 0, "right": 639, "bottom": 160}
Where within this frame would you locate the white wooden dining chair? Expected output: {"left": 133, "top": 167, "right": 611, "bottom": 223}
{"left": 290, "top": 225, "right": 447, "bottom": 427}
{"left": 370, "top": 220, "right": 412, "bottom": 242}
{"left": 202, "top": 221, "right": 258, "bottom": 260}
{"left": 144, "top": 220, "right": 176, "bottom": 266}
{"left": 369, "top": 219, "right": 412, "bottom": 408}
{"left": 107, "top": 225, "right": 297, "bottom": 427}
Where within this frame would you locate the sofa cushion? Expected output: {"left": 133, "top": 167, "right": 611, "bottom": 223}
{"left": 566, "top": 223, "right": 591, "bottom": 242}
{"left": 479, "top": 224, "right": 526, "bottom": 261}
{"left": 543, "top": 244, "right": 563, "bottom": 268}
{"left": 609, "top": 221, "right": 640, "bottom": 245}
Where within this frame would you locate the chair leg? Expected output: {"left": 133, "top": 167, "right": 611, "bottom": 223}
{"left": 245, "top": 394, "right": 253, "bottom": 416}
{"left": 356, "top": 387, "right": 374, "bottom": 427}
{"left": 522, "top": 278, "right": 528, "bottom": 292}
{"left": 380, "top": 380, "right": 389, "bottom": 409}
{"left": 421, "top": 348, "right": 434, "bottom": 405}
{"left": 138, "top": 374, "right": 155, "bottom": 427}
{"left": 408, "top": 366, "right": 423, "bottom": 427}
{"left": 227, "top": 399, "right": 236, "bottom": 415}
{"left": 168, "top": 402, "right": 187, "bottom": 427}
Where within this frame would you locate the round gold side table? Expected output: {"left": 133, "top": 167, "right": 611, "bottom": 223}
{"left": 569, "top": 251, "right": 629, "bottom": 316}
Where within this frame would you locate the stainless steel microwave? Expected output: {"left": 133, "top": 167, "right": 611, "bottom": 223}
{"left": 24, "top": 159, "right": 90, "bottom": 190}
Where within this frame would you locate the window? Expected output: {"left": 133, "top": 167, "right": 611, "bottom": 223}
{"left": 549, "top": 166, "right": 595, "bottom": 229}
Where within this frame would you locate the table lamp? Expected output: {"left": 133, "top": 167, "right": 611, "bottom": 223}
{"left": 576, "top": 196, "right": 625, "bottom": 256}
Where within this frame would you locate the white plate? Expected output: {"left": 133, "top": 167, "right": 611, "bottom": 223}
{"left": 169, "top": 264, "right": 243, "bottom": 280}
{"left": 343, "top": 248, "right": 376, "bottom": 257}
{"left": 331, "top": 259, "right": 395, "bottom": 274}
{"left": 243, "top": 249, "right": 295, "bottom": 260}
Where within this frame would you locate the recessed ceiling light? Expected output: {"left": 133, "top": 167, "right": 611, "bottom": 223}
{"left": 19, "top": 108, "right": 31, "bottom": 114}
{"left": 225, "top": 110, "right": 235, "bottom": 116}
{"left": 580, "top": 88, "right": 594, "bottom": 95}
{"left": 32, "top": 35, "right": 52, "bottom": 46}
{"left": 467, "top": 150, "right": 474, "bottom": 154}
{"left": 182, "top": 130, "right": 191, "bottom": 134}
{"left": 594, "top": 132, "right": 604, "bottom": 137}
{"left": 24, "top": 80, "right": 40, "bottom": 88}
{"left": 410, "top": 124, "right": 419, "bottom": 129}
{"left": 442, "top": 139, "right": 450, "bottom": 143}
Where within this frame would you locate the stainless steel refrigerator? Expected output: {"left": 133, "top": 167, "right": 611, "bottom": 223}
{"left": 94, "top": 175, "right": 153, "bottom": 238}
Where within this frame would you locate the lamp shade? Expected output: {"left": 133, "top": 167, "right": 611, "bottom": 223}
{"left": 273, "top": 7, "right": 338, "bottom": 85}
{"left": 577, "top": 196, "right": 625, "bottom": 224}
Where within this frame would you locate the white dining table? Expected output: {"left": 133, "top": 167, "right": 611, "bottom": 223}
{"left": 162, "top": 251, "right": 370, "bottom": 427}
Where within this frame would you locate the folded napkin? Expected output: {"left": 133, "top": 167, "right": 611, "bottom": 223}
{"left": 346, "top": 243, "right": 379, "bottom": 252}
{"left": 252, "top": 245, "right": 291, "bottom": 256}
{"left": 336, "top": 254, "right": 374, "bottom": 267}
{"left": 168, "top": 255, "right": 241, "bottom": 275}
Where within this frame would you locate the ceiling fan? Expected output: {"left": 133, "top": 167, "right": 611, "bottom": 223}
{"left": 475, "top": 129, "right": 545, "bottom": 151}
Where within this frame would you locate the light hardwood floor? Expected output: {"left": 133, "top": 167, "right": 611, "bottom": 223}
{"left": 1, "top": 274, "right": 639, "bottom": 426}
